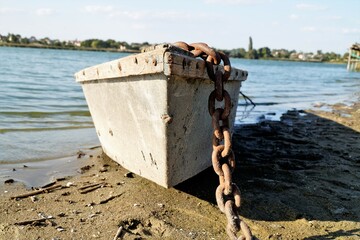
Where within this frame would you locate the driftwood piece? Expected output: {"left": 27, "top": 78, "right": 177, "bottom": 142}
{"left": 113, "top": 226, "right": 123, "bottom": 240}
{"left": 89, "top": 145, "right": 101, "bottom": 150}
{"left": 41, "top": 181, "right": 57, "bottom": 188}
{"left": 56, "top": 177, "right": 66, "bottom": 181}
{"left": 15, "top": 218, "right": 47, "bottom": 226}
{"left": 10, "top": 184, "right": 62, "bottom": 199}
{"left": 78, "top": 182, "right": 105, "bottom": 191}
{"left": 78, "top": 182, "right": 106, "bottom": 194}
{"left": 99, "top": 194, "right": 122, "bottom": 204}
{"left": 79, "top": 185, "right": 102, "bottom": 194}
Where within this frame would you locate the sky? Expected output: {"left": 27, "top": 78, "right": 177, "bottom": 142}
{"left": 0, "top": 0, "right": 359, "bottom": 54}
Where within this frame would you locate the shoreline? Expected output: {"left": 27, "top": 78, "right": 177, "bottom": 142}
{"left": 0, "top": 43, "right": 140, "bottom": 54}
{"left": 0, "top": 147, "right": 101, "bottom": 189}
{"left": 0, "top": 100, "right": 359, "bottom": 239}
{"left": 0, "top": 44, "right": 346, "bottom": 64}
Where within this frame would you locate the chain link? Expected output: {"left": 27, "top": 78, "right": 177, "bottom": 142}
{"left": 173, "top": 41, "right": 252, "bottom": 240}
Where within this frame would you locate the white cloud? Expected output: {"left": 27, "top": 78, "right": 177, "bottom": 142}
{"left": 109, "top": 10, "right": 145, "bottom": 19}
{"left": 204, "top": 0, "right": 269, "bottom": 5}
{"left": 36, "top": 8, "right": 54, "bottom": 16}
{"left": 131, "top": 23, "right": 146, "bottom": 30}
{"left": 289, "top": 14, "right": 299, "bottom": 20}
{"left": 149, "top": 11, "right": 203, "bottom": 21}
{"left": 296, "top": 3, "right": 327, "bottom": 11}
{"left": 317, "top": 15, "right": 343, "bottom": 21}
{"left": 83, "top": 5, "right": 207, "bottom": 23}
{"left": 84, "top": 5, "right": 114, "bottom": 14}
{"left": 328, "top": 15, "right": 342, "bottom": 20}
{"left": 83, "top": 6, "right": 146, "bottom": 20}
{"left": 0, "top": 7, "right": 24, "bottom": 14}
{"left": 302, "top": 26, "right": 316, "bottom": 32}
{"left": 342, "top": 28, "right": 360, "bottom": 34}
{"left": 108, "top": 9, "right": 205, "bottom": 22}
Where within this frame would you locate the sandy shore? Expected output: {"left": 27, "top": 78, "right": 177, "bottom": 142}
{"left": 1, "top": 101, "right": 359, "bottom": 240}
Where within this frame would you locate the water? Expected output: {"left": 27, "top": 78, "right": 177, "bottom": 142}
{"left": 0, "top": 47, "right": 359, "bottom": 166}
{"left": 0, "top": 47, "right": 130, "bottom": 164}
{"left": 234, "top": 59, "right": 360, "bottom": 123}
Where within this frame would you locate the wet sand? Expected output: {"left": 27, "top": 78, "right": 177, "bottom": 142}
{"left": 0, "top": 101, "right": 359, "bottom": 239}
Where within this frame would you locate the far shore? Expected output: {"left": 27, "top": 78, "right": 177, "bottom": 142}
{"left": 0, "top": 43, "right": 347, "bottom": 64}
{"left": 0, "top": 42, "right": 140, "bottom": 54}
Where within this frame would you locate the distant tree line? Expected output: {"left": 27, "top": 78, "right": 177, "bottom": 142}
{"left": 0, "top": 33, "right": 147, "bottom": 52}
{"left": 0, "top": 33, "right": 74, "bottom": 48}
{"left": 217, "top": 37, "right": 346, "bottom": 62}
{"left": 0, "top": 33, "right": 347, "bottom": 62}
{"left": 79, "top": 39, "right": 150, "bottom": 51}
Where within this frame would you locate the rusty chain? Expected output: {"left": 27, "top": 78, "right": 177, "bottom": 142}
{"left": 172, "top": 41, "right": 252, "bottom": 240}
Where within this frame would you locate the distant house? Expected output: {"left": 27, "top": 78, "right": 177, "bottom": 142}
{"left": 119, "top": 45, "right": 127, "bottom": 51}
{"left": 272, "top": 50, "right": 282, "bottom": 57}
{"left": 29, "top": 36, "right": 37, "bottom": 43}
{"left": 8, "top": 35, "right": 14, "bottom": 42}
{"left": 42, "top": 37, "right": 53, "bottom": 45}
{"left": 298, "top": 53, "right": 307, "bottom": 61}
{"left": 72, "top": 40, "right": 82, "bottom": 47}
{"left": 289, "top": 52, "right": 298, "bottom": 60}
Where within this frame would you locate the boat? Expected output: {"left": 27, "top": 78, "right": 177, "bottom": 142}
{"left": 75, "top": 44, "right": 248, "bottom": 188}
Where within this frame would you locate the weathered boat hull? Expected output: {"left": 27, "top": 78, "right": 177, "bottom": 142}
{"left": 75, "top": 45, "right": 247, "bottom": 187}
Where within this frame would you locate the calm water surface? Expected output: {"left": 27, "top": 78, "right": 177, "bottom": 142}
{"left": 0, "top": 47, "right": 359, "bottom": 165}
{"left": 234, "top": 58, "right": 360, "bottom": 123}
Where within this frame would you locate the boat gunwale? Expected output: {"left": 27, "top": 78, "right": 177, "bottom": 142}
{"left": 74, "top": 45, "right": 248, "bottom": 83}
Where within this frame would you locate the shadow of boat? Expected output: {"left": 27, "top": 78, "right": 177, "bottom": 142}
{"left": 176, "top": 108, "right": 360, "bottom": 228}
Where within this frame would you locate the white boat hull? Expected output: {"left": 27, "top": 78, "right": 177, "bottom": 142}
{"left": 75, "top": 45, "right": 247, "bottom": 187}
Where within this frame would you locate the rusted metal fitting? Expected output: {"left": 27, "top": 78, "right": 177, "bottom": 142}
{"left": 222, "top": 163, "right": 233, "bottom": 195}
{"left": 240, "top": 221, "right": 253, "bottom": 240}
{"left": 161, "top": 114, "right": 173, "bottom": 124}
{"left": 226, "top": 224, "right": 241, "bottom": 240}
{"left": 223, "top": 187, "right": 252, "bottom": 240}
{"left": 212, "top": 145, "right": 225, "bottom": 176}
{"left": 208, "top": 90, "right": 216, "bottom": 116}
{"left": 231, "top": 221, "right": 253, "bottom": 240}
{"left": 225, "top": 201, "right": 241, "bottom": 233}
{"left": 191, "top": 49, "right": 204, "bottom": 58}
{"left": 212, "top": 127, "right": 232, "bottom": 150}
{"left": 215, "top": 70, "right": 224, "bottom": 101}
{"left": 211, "top": 134, "right": 235, "bottom": 179}
{"left": 212, "top": 108, "right": 223, "bottom": 139}
{"left": 152, "top": 57, "right": 157, "bottom": 66}
{"left": 215, "top": 182, "right": 241, "bottom": 214}
{"left": 212, "top": 133, "right": 220, "bottom": 149}
{"left": 171, "top": 41, "right": 252, "bottom": 240}
{"left": 208, "top": 90, "right": 232, "bottom": 120}
{"left": 219, "top": 51, "right": 231, "bottom": 82}
{"left": 207, "top": 53, "right": 221, "bottom": 65}
{"left": 221, "top": 127, "right": 232, "bottom": 157}
{"left": 222, "top": 117, "right": 230, "bottom": 128}
{"left": 172, "top": 41, "right": 192, "bottom": 51}
{"left": 189, "top": 42, "right": 220, "bottom": 65}
{"left": 215, "top": 184, "right": 225, "bottom": 213}
{"left": 205, "top": 58, "right": 215, "bottom": 81}
{"left": 233, "top": 183, "right": 241, "bottom": 209}
{"left": 221, "top": 90, "right": 232, "bottom": 120}
{"left": 227, "top": 150, "right": 236, "bottom": 173}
